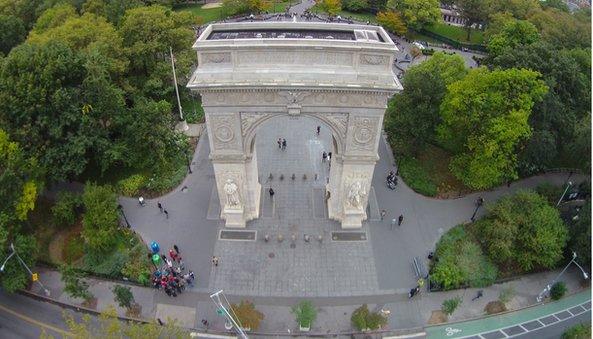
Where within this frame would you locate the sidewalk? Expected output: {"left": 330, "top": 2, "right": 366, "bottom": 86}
{"left": 28, "top": 265, "right": 589, "bottom": 336}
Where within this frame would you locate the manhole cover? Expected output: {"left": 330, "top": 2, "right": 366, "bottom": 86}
{"left": 268, "top": 253, "right": 275, "bottom": 258}
{"left": 290, "top": 243, "right": 296, "bottom": 249}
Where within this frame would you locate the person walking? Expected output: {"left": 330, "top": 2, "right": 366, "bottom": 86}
{"left": 277, "top": 138, "right": 282, "bottom": 149}
{"left": 157, "top": 202, "right": 163, "bottom": 213}
{"left": 169, "top": 249, "right": 178, "bottom": 262}
{"left": 316, "top": 126, "right": 320, "bottom": 135}
{"left": 164, "top": 210, "right": 169, "bottom": 219}
{"left": 173, "top": 244, "right": 180, "bottom": 254}
{"left": 138, "top": 196, "right": 145, "bottom": 206}
{"left": 269, "top": 187, "right": 275, "bottom": 198}
{"left": 398, "top": 214, "right": 404, "bottom": 226}
{"left": 212, "top": 256, "right": 219, "bottom": 267}
{"left": 390, "top": 218, "right": 396, "bottom": 230}
{"left": 380, "top": 209, "right": 387, "bottom": 221}
{"left": 322, "top": 151, "right": 327, "bottom": 162}
{"left": 282, "top": 138, "right": 287, "bottom": 150}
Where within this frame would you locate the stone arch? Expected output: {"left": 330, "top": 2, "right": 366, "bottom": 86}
{"left": 242, "top": 112, "right": 345, "bottom": 157}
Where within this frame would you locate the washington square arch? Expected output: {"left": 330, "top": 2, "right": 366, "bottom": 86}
{"left": 187, "top": 21, "right": 402, "bottom": 229}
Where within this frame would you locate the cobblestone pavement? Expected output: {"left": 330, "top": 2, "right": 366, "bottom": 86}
{"left": 209, "top": 116, "right": 383, "bottom": 297}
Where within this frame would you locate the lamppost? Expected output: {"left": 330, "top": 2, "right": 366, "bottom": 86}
{"left": 117, "top": 204, "right": 131, "bottom": 228}
{"left": 536, "top": 251, "right": 589, "bottom": 302}
{"left": 556, "top": 181, "right": 573, "bottom": 207}
{"left": 210, "top": 290, "right": 247, "bottom": 339}
{"left": 470, "top": 196, "right": 484, "bottom": 222}
{"left": 1, "top": 243, "right": 50, "bottom": 296}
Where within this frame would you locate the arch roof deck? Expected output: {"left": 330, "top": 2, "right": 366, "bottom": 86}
{"left": 188, "top": 22, "right": 402, "bottom": 93}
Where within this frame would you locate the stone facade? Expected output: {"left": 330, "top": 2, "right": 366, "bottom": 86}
{"left": 188, "top": 22, "right": 402, "bottom": 228}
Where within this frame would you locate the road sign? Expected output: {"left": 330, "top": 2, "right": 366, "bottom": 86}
{"left": 32, "top": 273, "right": 38, "bottom": 282}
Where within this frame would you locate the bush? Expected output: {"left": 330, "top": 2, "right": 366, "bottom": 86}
{"left": 81, "top": 183, "right": 119, "bottom": 253}
{"left": 292, "top": 300, "right": 317, "bottom": 328}
{"left": 343, "top": 0, "right": 369, "bottom": 12}
{"left": 231, "top": 300, "right": 264, "bottom": 331}
{"left": 480, "top": 190, "right": 569, "bottom": 272}
{"left": 430, "top": 225, "right": 497, "bottom": 290}
{"left": 498, "top": 286, "right": 515, "bottom": 305}
{"left": 112, "top": 285, "right": 134, "bottom": 309}
{"left": 60, "top": 264, "right": 93, "bottom": 302}
{"left": 377, "top": 10, "right": 407, "bottom": 36}
{"left": 397, "top": 156, "right": 438, "bottom": 196}
{"left": 442, "top": 297, "right": 462, "bottom": 315}
{"left": 351, "top": 304, "right": 387, "bottom": 330}
{"left": 550, "top": 282, "right": 567, "bottom": 300}
{"left": 52, "top": 191, "right": 82, "bottom": 226}
{"left": 562, "top": 323, "right": 591, "bottom": 339}
{"left": 535, "top": 183, "right": 564, "bottom": 206}
{"left": 116, "top": 174, "right": 147, "bottom": 196}
{"left": 121, "top": 243, "right": 153, "bottom": 286}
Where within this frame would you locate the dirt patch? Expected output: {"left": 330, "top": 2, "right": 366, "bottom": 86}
{"left": 62, "top": 222, "right": 84, "bottom": 264}
{"left": 427, "top": 310, "right": 448, "bottom": 324}
{"left": 48, "top": 230, "right": 67, "bottom": 264}
{"left": 126, "top": 303, "right": 142, "bottom": 318}
{"left": 82, "top": 297, "right": 98, "bottom": 310}
{"left": 484, "top": 301, "right": 507, "bottom": 315}
{"left": 202, "top": 2, "right": 222, "bottom": 8}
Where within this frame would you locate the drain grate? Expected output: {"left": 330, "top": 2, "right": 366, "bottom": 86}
{"left": 331, "top": 231, "right": 367, "bottom": 241}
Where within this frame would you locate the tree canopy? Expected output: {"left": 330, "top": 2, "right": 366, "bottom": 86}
{"left": 386, "top": 0, "right": 440, "bottom": 29}
{"left": 437, "top": 68, "right": 547, "bottom": 189}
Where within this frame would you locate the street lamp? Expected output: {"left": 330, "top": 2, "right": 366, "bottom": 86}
{"left": 536, "top": 251, "right": 588, "bottom": 302}
{"left": 210, "top": 290, "right": 248, "bottom": 339}
{"left": 557, "top": 181, "right": 573, "bottom": 207}
{"left": 1, "top": 243, "right": 50, "bottom": 296}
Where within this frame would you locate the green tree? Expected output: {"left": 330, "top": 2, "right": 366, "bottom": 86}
{"left": 61, "top": 264, "right": 93, "bottom": 302}
{"left": 0, "top": 14, "right": 26, "bottom": 55}
{"left": 31, "top": 3, "right": 77, "bottom": 33}
{"left": 112, "top": 285, "right": 135, "bottom": 310}
{"left": 540, "top": 0, "right": 569, "bottom": 12}
{"left": 527, "top": 7, "right": 591, "bottom": 48}
{"left": 550, "top": 281, "right": 567, "bottom": 300}
{"left": 454, "top": 0, "right": 491, "bottom": 40}
{"left": 387, "top": 0, "right": 440, "bottom": 29}
{"left": 292, "top": 300, "right": 317, "bottom": 328}
{"left": 317, "top": 0, "right": 342, "bottom": 16}
{"left": 343, "top": 0, "right": 369, "bottom": 12}
{"left": 569, "top": 200, "right": 591, "bottom": 271}
{"left": 442, "top": 297, "right": 462, "bottom": 315}
{"left": 81, "top": 183, "right": 119, "bottom": 253}
{"left": 0, "top": 0, "right": 44, "bottom": 29}
{"left": 487, "top": 19, "right": 539, "bottom": 57}
{"left": 479, "top": 190, "right": 569, "bottom": 272}
{"left": 562, "top": 323, "right": 592, "bottom": 339}
{"left": 52, "top": 191, "right": 82, "bottom": 226}
{"left": 376, "top": 10, "right": 407, "bottom": 35}
{"left": 385, "top": 52, "right": 466, "bottom": 155}
{"left": 0, "top": 234, "right": 38, "bottom": 292}
{"left": 437, "top": 68, "right": 547, "bottom": 189}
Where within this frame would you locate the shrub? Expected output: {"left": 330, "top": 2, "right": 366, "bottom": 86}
{"left": 397, "top": 156, "right": 438, "bottom": 196}
{"left": 498, "top": 286, "right": 515, "bottom": 305}
{"left": 343, "top": 0, "right": 369, "bottom": 12}
{"left": 231, "top": 300, "right": 264, "bottom": 330}
{"left": 81, "top": 183, "right": 119, "bottom": 253}
{"left": 52, "top": 191, "right": 81, "bottom": 226}
{"left": 292, "top": 300, "right": 317, "bottom": 328}
{"left": 60, "top": 264, "right": 93, "bottom": 302}
{"left": 377, "top": 11, "right": 407, "bottom": 35}
{"left": 535, "top": 183, "right": 564, "bottom": 206}
{"left": 351, "top": 304, "right": 387, "bottom": 330}
{"left": 116, "top": 174, "right": 147, "bottom": 196}
{"left": 480, "top": 190, "right": 569, "bottom": 272}
{"left": 442, "top": 297, "right": 462, "bottom": 316}
{"left": 120, "top": 243, "right": 152, "bottom": 285}
{"left": 562, "top": 323, "right": 591, "bottom": 339}
{"left": 550, "top": 282, "right": 567, "bottom": 300}
{"left": 366, "top": 311, "right": 388, "bottom": 330}
{"left": 112, "top": 285, "right": 134, "bottom": 310}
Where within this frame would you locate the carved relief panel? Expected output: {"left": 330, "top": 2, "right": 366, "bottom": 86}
{"left": 208, "top": 113, "right": 242, "bottom": 151}
{"left": 342, "top": 172, "right": 370, "bottom": 210}
{"left": 347, "top": 116, "right": 381, "bottom": 153}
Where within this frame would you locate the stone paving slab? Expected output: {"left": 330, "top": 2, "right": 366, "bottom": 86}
{"left": 155, "top": 303, "right": 196, "bottom": 328}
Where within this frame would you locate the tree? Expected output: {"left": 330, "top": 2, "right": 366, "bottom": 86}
{"left": 526, "top": 7, "right": 591, "bottom": 49}
{"left": 376, "top": 10, "right": 407, "bottom": 35}
{"left": 487, "top": 0, "right": 540, "bottom": 20}
{"left": 112, "top": 285, "right": 135, "bottom": 310}
{"left": 385, "top": 52, "right": 466, "bottom": 155}
{"left": 479, "top": 190, "right": 569, "bottom": 272}
{"left": 442, "top": 297, "right": 462, "bottom": 315}
{"left": 437, "top": 68, "right": 548, "bottom": 189}
{"left": 231, "top": 300, "right": 264, "bottom": 330}
{"left": 31, "top": 3, "right": 77, "bottom": 33}
{"left": 550, "top": 281, "right": 567, "bottom": 300}
{"left": 351, "top": 304, "right": 387, "bottom": 330}
{"left": 343, "top": 0, "right": 369, "bottom": 12}
{"left": 562, "top": 323, "right": 592, "bottom": 339}
{"left": 317, "top": 0, "right": 342, "bottom": 16}
{"left": 0, "top": 41, "right": 90, "bottom": 182}
{"left": 0, "top": 14, "right": 26, "bottom": 55}
{"left": 292, "top": 300, "right": 317, "bottom": 328}
{"left": 569, "top": 199, "right": 591, "bottom": 271}
{"left": 0, "top": 0, "right": 44, "bottom": 29}
{"left": 540, "top": 0, "right": 569, "bottom": 12}
{"left": 454, "top": 0, "right": 490, "bottom": 40}
{"left": 81, "top": 183, "right": 119, "bottom": 253}
{"left": 386, "top": 0, "right": 440, "bottom": 29}
{"left": 52, "top": 191, "right": 82, "bottom": 226}
{"left": 61, "top": 264, "right": 93, "bottom": 302}
{"left": 487, "top": 19, "right": 539, "bottom": 57}
{"left": 0, "top": 234, "right": 38, "bottom": 292}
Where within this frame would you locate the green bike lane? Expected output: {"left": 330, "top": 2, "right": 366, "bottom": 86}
{"left": 425, "top": 289, "right": 591, "bottom": 338}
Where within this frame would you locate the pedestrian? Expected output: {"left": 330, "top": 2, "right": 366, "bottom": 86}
{"left": 398, "top": 214, "right": 404, "bottom": 226}
{"left": 328, "top": 152, "right": 332, "bottom": 162}
{"left": 179, "top": 258, "right": 185, "bottom": 270}
{"left": 477, "top": 197, "right": 484, "bottom": 207}
{"left": 212, "top": 256, "right": 219, "bottom": 267}
{"left": 316, "top": 126, "right": 320, "bottom": 135}
{"left": 166, "top": 258, "right": 173, "bottom": 268}
{"left": 164, "top": 209, "right": 169, "bottom": 219}
{"left": 157, "top": 318, "right": 165, "bottom": 326}
{"left": 269, "top": 187, "right": 275, "bottom": 198}
{"left": 169, "top": 249, "right": 178, "bottom": 261}
{"left": 161, "top": 254, "right": 167, "bottom": 262}
{"left": 390, "top": 218, "right": 396, "bottom": 230}
{"left": 277, "top": 138, "right": 282, "bottom": 149}
{"left": 157, "top": 202, "right": 163, "bottom": 213}
{"left": 472, "top": 290, "right": 484, "bottom": 301}
{"left": 201, "top": 319, "right": 209, "bottom": 329}
{"left": 322, "top": 151, "right": 327, "bottom": 162}
{"left": 380, "top": 209, "right": 387, "bottom": 221}
{"left": 173, "top": 244, "right": 180, "bottom": 254}
{"left": 138, "top": 196, "right": 145, "bottom": 206}
{"left": 164, "top": 286, "right": 172, "bottom": 297}
{"left": 282, "top": 138, "right": 287, "bottom": 150}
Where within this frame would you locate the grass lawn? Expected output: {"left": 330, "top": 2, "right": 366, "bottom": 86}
{"left": 175, "top": 1, "right": 293, "bottom": 24}
{"left": 309, "top": 5, "right": 377, "bottom": 23}
{"left": 424, "top": 22, "right": 484, "bottom": 44}
{"left": 397, "top": 144, "right": 470, "bottom": 198}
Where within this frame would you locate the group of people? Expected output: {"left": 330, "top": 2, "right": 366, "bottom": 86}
{"left": 150, "top": 244, "right": 195, "bottom": 298}
{"left": 321, "top": 151, "right": 332, "bottom": 163}
{"left": 277, "top": 138, "right": 287, "bottom": 150}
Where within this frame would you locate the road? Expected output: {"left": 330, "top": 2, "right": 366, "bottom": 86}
{"left": 516, "top": 309, "right": 590, "bottom": 339}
